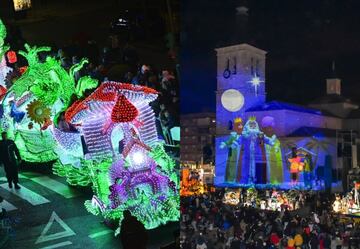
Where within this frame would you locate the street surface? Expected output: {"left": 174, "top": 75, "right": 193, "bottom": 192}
{"left": 0, "top": 167, "right": 177, "bottom": 249}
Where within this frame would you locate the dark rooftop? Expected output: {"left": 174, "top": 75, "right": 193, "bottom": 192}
{"left": 348, "top": 108, "right": 360, "bottom": 119}
{"left": 310, "top": 94, "right": 353, "bottom": 104}
{"left": 287, "top": 126, "right": 337, "bottom": 137}
{"left": 246, "top": 101, "right": 337, "bottom": 117}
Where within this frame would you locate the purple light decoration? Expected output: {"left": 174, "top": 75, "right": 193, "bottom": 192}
{"left": 59, "top": 82, "right": 179, "bottom": 229}
{"left": 52, "top": 127, "right": 82, "bottom": 154}
{"left": 91, "top": 195, "right": 106, "bottom": 212}
{"left": 108, "top": 155, "right": 170, "bottom": 209}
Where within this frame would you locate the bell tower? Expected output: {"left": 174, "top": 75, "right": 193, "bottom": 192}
{"left": 215, "top": 43, "right": 267, "bottom": 136}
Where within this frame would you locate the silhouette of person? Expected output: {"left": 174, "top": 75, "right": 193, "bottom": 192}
{"left": 120, "top": 210, "right": 148, "bottom": 249}
{"left": 0, "top": 131, "right": 21, "bottom": 189}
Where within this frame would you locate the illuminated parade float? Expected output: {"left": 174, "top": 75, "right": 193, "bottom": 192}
{"left": 0, "top": 19, "right": 179, "bottom": 234}
{"left": 215, "top": 44, "right": 340, "bottom": 190}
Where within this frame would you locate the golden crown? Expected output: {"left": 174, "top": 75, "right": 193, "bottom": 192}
{"left": 234, "top": 117, "right": 242, "bottom": 124}
{"left": 249, "top": 116, "right": 256, "bottom": 121}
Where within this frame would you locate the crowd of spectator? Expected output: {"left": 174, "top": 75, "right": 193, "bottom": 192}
{"left": 181, "top": 189, "right": 360, "bottom": 249}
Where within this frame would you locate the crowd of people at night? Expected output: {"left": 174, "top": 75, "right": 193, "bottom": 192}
{"left": 180, "top": 189, "right": 360, "bottom": 249}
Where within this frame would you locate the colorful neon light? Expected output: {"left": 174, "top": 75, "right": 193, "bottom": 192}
{"left": 0, "top": 19, "right": 179, "bottom": 233}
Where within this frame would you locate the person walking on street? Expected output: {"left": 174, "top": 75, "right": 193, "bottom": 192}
{"left": 0, "top": 131, "right": 21, "bottom": 189}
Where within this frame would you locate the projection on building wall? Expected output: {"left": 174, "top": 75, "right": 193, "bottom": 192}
{"left": 215, "top": 114, "right": 336, "bottom": 190}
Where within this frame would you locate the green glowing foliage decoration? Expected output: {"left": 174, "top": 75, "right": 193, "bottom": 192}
{"left": 14, "top": 129, "right": 58, "bottom": 162}
{"left": 0, "top": 18, "right": 10, "bottom": 103}
{"left": 13, "top": 44, "right": 72, "bottom": 106}
{"left": 0, "top": 19, "right": 9, "bottom": 59}
{"left": 11, "top": 44, "right": 96, "bottom": 111}
{"left": 150, "top": 144, "right": 176, "bottom": 173}
{"left": 0, "top": 20, "right": 6, "bottom": 45}
{"left": 86, "top": 181, "right": 179, "bottom": 236}
{"left": 53, "top": 158, "right": 113, "bottom": 199}
{"left": 75, "top": 76, "right": 98, "bottom": 98}
{"left": 111, "top": 192, "right": 179, "bottom": 235}
{"left": 53, "top": 160, "right": 92, "bottom": 186}
{"left": 0, "top": 38, "right": 97, "bottom": 162}
{"left": 150, "top": 144, "right": 179, "bottom": 186}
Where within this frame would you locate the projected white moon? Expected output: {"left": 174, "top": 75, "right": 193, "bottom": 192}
{"left": 221, "top": 89, "right": 244, "bottom": 112}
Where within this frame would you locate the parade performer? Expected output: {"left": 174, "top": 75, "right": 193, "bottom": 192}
{"left": 0, "top": 131, "right": 21, "bottom": 189}
{"left": 241, "top": 117, "right": 261, "bottom": 183}
{"left": 303, "top": 153, "right": 313, "bottom": 188}
{"left": 288, "top": 147, "right": 304, "bottom": 185}
{"left": 220, "top": 117, "right": 243, "bottom": 183}
{"left": 333, "top": 194, "right": 342, "bottom": 213}
{"left": 341, "top": 195, "right": 348, "bottom": 214}
{"left": 353, "top": 181, "right": 360, "bottom": 207}
{"left": 241, "top": 116, "right": 276, "bottom": 184}
{"left": 261, "top": 116, "right": 284, "bottom": 184}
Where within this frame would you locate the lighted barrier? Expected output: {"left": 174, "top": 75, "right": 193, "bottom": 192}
{"left": 0, "top": 19, "right": 179, "bottom": 234}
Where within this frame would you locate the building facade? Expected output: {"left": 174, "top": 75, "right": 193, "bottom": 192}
{"left": 213, "top": 43, "right": 360, "bottom": 191}
{"left": 181, "top": 112, "right": 216, "bottom": 166}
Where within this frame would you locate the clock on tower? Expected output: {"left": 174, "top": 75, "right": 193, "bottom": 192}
{"left": 215, "top": 44, "right": 267, "bottom": 136}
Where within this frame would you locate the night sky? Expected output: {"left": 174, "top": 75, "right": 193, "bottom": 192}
{"left": 181, "top": 0, "right": 360, "bottom": 114}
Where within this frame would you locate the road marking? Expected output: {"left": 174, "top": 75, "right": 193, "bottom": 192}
{"left": 31, "top": 176, "right": 79, "bottom": 199}
{"left": 36, "top": 211, "right": 76, "bottom": 244}
{"left": 0, "top": 200, "right": 17, "bottom": 211}
{"left": 38, "top": 241, "right": 72, "bottom": 249}
{"left": 0, "top": 183, "right": 50, "bottom": 206}
{"left": 0, "top": 174, "right": 29, "bottom": 182}
{"left": 88, "top": 229, "right": 113, "bottom": 238}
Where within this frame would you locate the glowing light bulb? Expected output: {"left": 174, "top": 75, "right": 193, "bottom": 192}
{"left": 132, "top": 151, "right": 144, "bottom": 164}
